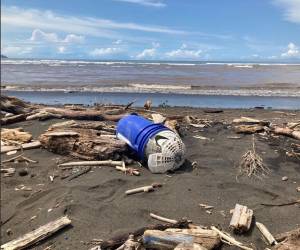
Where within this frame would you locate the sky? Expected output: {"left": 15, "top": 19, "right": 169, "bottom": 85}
{"left": 1, "top": 0, "right": 300, "bottom": 61}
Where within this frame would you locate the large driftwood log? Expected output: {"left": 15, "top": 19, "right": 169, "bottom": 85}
{"left": 99, "top": 220, "right": 190, "bottom": 250}
{"left": 1, "top": 114, "right": 27, "bottom": 125}
{"left": 143, "top": 229, "right": 220, "bottom": 250}
{"left": 0, "top": 95, "right": 32, "bottom": 115}
{"left": 1, "top": 216, "right": 71, "bottom": 250}
{"left": 1, "top": 128, "right": 33, "bottom": 143}
{"left": 43, "top": 107, "right": 127, "bottom": 121}
{"left": 273, "top": 127, "right": 300, "bottom": 140}
{"left": 39, "top": 127, "right": 127, "bottom": 160}
{"left": 233, "top": 117, "right": 270, "bottom": 126}
{"left": 274, "top": 228, "right": 300, "bottom": 250}
{"left": 174, "top": 243, "right": 207, "bottom": 250}
{"left": 234, "top": 125, "right": 265, "bottom": 134}
{"left": 229, "top": 204, "right": 253, "bottom": 233}
{"left": 26, "top": 111, "right": 62, "bottom": 121}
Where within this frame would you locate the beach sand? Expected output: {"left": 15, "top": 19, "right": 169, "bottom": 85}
{"left": 1, "top": 107, "right": 300, "bottom": 249}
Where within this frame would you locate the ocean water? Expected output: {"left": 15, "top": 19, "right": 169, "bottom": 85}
{"left": 1, "top": 59, "right": 300, "bottom": 108}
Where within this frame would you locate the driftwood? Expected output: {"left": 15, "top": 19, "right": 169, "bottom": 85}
{"left": 174, "top": 243, "right": 207, "bottom": 250}
{"left": 235, "top": 125, "right": 265, "bottom": 134}
{"left": 1, "top": 114, "right": 27, "bottom": 125}
{"left": 1, "top": 141, "right": 41, "bottom": 154}
{"left": 151, "top": 114, "right": 166, "bottom": 124}
{"left": 273, "top": 127, "right": 300, "bottom": 140}
{"left": 115, "top": 235, "right": 141, "bottom": 250}
{"left": 1, "top": 128, "right": 32, "bottom": 143}
{"left": 68, "top": 166, "right": 91, "bottom": 181}
{"left": 233, "top": 117, "right": 270, "bottom": 126}
{"left": 150, "top": 213, "right": 178, "bottom": 224}
{"left": 1, "top": 168, "right": 16, "bottom": 177}
{"left": 143, "top": 228, "right": 220, "bottom": 250}
{"left": 39, "top": 127, "right": 127, "bottom": 160}
{"left": 256, "top": 222, "right": 277, "bottom": 245}
{"left": 0, "top": 216, "right": 71, "bottom": 250}
{"left": 0, "top": 95, "right": 32, "bottom": 115}
{"left": 229, "top": 204, "right": 253, "bottom": 233}
{"left": 211, "top": 226, "right": 253, "bottom": 250}
{"left": 43, "top": 107, "right": 126, "bottom": 121}
{"left": 58, "top": 160, "right": 124, "bottom": 167}
{"left": 99, "top": 219, "right": 190, "bottom": 250}
{"left": 26, "top": 111, "right": 62, "bottom": 121}
{"left": 125, "top": 184, "right": 162, "bottom": 195}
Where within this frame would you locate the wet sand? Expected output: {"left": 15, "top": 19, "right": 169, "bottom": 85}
{"left": 1, "top": 107, "right": 300, "bottom": 249}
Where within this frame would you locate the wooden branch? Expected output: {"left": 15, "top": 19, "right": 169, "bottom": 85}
{"left": 149, "top": 213, "right": 178, "bottom": 224}
{"left": 256, "top": 222, "right": 277, "bottom": 245}
{"left": 211, "top": 226, "right": 253, "bottom": 250}
{"left": 143, "top": 229, "right": 220, "bottom": 250}
{"left": 1, "top": 216, "right": 71, "bottom": 250}
{"left": 229, "top": 204, "right": 253, "bottom": 233}
{"left": 273, "top": 127, "right": 300, "bottom": 140}
{"left": 58, "top": 160, "right": 124, "bottom": 168}
{"left": 125, "top": 186, "right": 154, "bottom": 195}
{"left": 26, "top": 111, "right": 62, "bottom": 121}
{"left": 1, "top": 114, "right": 27, "bottom": 125}
{"left": 1, "top": 141, "right": 41, "bottom": 154}
{"left": 99, "top": 219, "right": 190, "bottom": 250}
{"left": 233, "top": 117, "right": 269, "bottom": 126}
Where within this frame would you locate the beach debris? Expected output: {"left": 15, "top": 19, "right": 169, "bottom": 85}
{"left": 150, "top": 213, "right": 178, "bottom": 224}
{"left": 229, "top": 204, "right": 253, "bottom": 233}
{"left": 260, "top": 199, "right": 300, "bottom": 207}
{"left": 297, "top": 187, "right": 300, "bottom": 192}
{"left": 211, "top": 226, "right": 253, "bottom": 250}
{"left": 1, "top": 128, "right": 33, "bottom": 143}
{"left": 0, "top": 95, "right": 33, "bottom": 115}
{"left": 151, "top": 114, "right": 166, "bottom": 124}
{"left": 256, "top": 222, "right": 277, "bottom": 246}
{"left": 233, "top": 117, "right": 270, "bottom": 126}
{"left": 199, "top": 204, "right": 214, "bottom": 210}
{"left": 6, "top": 150, "right": 17, "bottom": 156}
{"left": 1, "top": 141, "right": 41, "bottom": 154}
{"left": 67, "top": 166, "right": 92, "bottom": 181}
{"left": 144, "top": 100, "right": 152, "bottom": 110}
{"left": 40, "top": 124, "right": 127, "bottom": 160}
{"left": 26, "top": 110, "right": 62, "bottom": 121}
{"left": 1, "top": 167, "right": 16, "bottom": 177}
{"left": 272, "top": 126, "right": 300, "bottom": 140}
{"left": 143, "top": 228, "right": 220, "bottom": 250}
{"left": 238, "top": 135, "right": 270, "bottom": 178}
{"left": 234, "top": 125, "right": 265, "bottom": 134}
{"left": 58, "top": 160, "right": 140, "bottom": 176}
{"left": 115, "top": 235, "right": 141, "bottom": 250}
{"left": 274, "top": 227, "right": 300, "bottom": 250}
{"left": 1, "top": 153, "right": 37, "bottom": 164}
{"left": 0, "top": 216, "right": 71, "bottom": 250}
{"left": 193, "top": 135, "right": 210, "bottom": 140}
{"left": 174, "top": 242, "right": 207, "bottom": 250}
{"left": 1, "top": 114, "right": 27, "bottom": 125}
{"left": 227, "top": 136, "right": 242, "bottom": 139}
{"left": 99, "top": 219, "right": 190, "bottom": 250}
{"left": 281, "top": 176, "right": 288, "bottom": 181}
{"left": 125, "top": 183, "right": 162, "bottom": 195}
{"left": 164, "top": 120, "right": 179, "bottom": 133}
{"left": 204, "top": 109, "right": 223, "bottom": 113}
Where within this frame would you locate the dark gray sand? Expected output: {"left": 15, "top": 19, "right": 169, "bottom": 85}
{"left": 1, "top": 108, "right": 300, "bottom": 249}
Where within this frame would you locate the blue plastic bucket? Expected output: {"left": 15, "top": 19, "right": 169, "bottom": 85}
{"left": 116, "top": 114, "right": 168, "bottom": 159}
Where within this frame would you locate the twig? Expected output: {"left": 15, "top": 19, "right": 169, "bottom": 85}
{"left": 68, "top": 166, "right": 91, "bottom": 181}
{"left": 149, "top": 213, "right": 178, "bottom": 224}
{"left": 211, "top": 226, "right": 253, "bottom": 250}
{"left": 1, "top": 153, "right": 24, "bottom": 164}
{"left": 58, "top": 160, "right": 124, "bottom": 167}
{"left": 260, "top": 199, "right": 300, "bottom": 207}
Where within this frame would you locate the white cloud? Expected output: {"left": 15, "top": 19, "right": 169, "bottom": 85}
{"left": 2, "top": 6, "right": 187, "bottom": 39}
{"left": 1, "top": 46, "right": 32, "bottom": 55}
{"left": 58, "top": 46, "right": 66, "bottom": 53}
{"left": 114, "top": 0, "right": 166, "bottom": 8}
{"left": 30, "top": 29, "right": 84, "bottom": 44}
{"left": 273, "top": 0, "right": 300, "bottom": 24}
{"left": 113, "top": 39, "right": 123, "bottom": 44}
{"left": 281, "top": 42, "right": 300, "bottom": 57}
{"left": 63, "top": 34, "right": 85, "bottom": 43}
{"left": 30, "top": 29, "right": 59, "bottom": 42}
{"left": 136, "top": 48, "right": 157, "bottom": 59}
{"left": 90, "top": 47, "right": 123, "bottom": 57}
{"left": 165, "top": 44, "right": 202, "bottom": 59}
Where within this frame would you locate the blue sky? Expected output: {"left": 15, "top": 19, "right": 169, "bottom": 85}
{"left": 1, "top": 0, "right": 300, "bottom": 61}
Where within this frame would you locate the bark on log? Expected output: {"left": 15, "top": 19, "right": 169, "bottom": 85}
{"left": 39, "top": 128, "right": 127, "bottom": 160}
{"left": 1, "top": 141, "right": 41, "bottom": 154}
{"left": 26, "top": 111, "right": 62, "bottom": 121}
{"left": 273, "top": 127, "right": 300, "bottom": 140}
{"left": 1, "top": 114, "right": 27, "bottom": 126}
{"left": 274, "top": 228, "right": 300, "bottom": 250}
{"left": 229, "top": 204, "right": 253, "bottom": 233}
{"left": 0, "top": 216, "right": 71, "bottom": 250}
{"left": 99, "top": 220, "right": 190, "bottom": 250}
{"left": 174, "top": 243, "right": 207, "bottom": 250}
{"left": 234, "top": 125, "right": 265, "bottom": 134}
{"left": 43, "top": 107, "right": 127, "bottom": 121}
{"left": 1, "top": 128, "right": 33, "bottom": 143}
{"left": 143, "top": 229, "right": 220, "bottom": 250}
